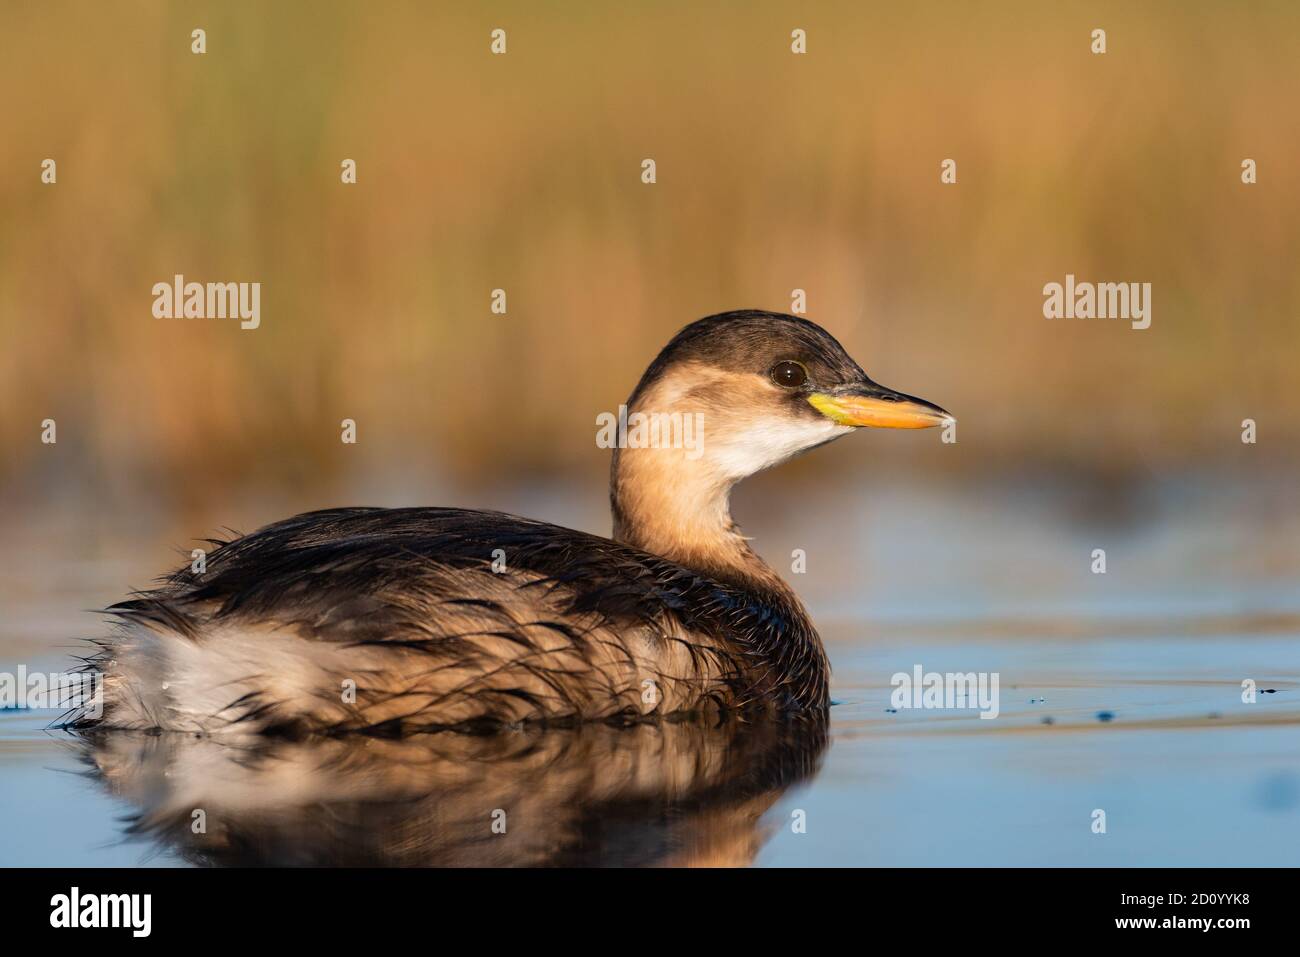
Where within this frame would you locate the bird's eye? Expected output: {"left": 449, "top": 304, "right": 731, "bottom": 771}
{"left": 770, "top": 360, "right": 808, "bottom": 388}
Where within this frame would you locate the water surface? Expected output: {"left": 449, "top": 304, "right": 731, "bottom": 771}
{"left": 2, "top": 474, "right": 1297, "bottom": 866}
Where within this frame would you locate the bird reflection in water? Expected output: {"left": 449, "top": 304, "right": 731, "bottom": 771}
{"left": 70, "top": 715, "right": 827, "bottom": 867}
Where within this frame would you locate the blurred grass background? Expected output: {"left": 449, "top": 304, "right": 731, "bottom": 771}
{"left": 1, "top": 0, "right": 1298, "bottom": 512}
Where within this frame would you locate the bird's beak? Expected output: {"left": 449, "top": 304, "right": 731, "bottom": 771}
{"left": 808, "top": 382, "right": 952, "bottom": 429}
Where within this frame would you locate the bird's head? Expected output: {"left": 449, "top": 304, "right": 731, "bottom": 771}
{"left": 611, "top": 310, "right": 952, "bottom": 563}
{"left": 621, "top": 309, "right": 951, "bottom": 481}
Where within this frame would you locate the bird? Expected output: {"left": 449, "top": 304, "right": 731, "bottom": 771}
{"left": 69, "top": 310, "right": 950, "bottom": 735}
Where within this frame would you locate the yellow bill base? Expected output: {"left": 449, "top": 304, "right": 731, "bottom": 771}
{"left": 808, "top": 392, "right": 950, "bottom": 429}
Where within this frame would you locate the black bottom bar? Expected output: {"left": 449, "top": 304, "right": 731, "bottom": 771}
{"left": 0, "top": 867, "right": 1282, "bottom": 942}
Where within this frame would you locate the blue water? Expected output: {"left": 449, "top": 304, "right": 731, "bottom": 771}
{"left": 2, "top": 474, "right": 1297, "bottom": 866}
{"left": 758, "top": 632, "right": 1300, "bottom": 866}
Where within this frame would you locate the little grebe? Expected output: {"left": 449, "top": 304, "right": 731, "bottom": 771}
{"left": 72, "top": 310, "right": 949, "bottom": 734}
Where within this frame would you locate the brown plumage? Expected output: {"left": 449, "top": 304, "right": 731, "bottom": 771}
{"left": 70, "top": 310, "right": 949, "bottom": 734}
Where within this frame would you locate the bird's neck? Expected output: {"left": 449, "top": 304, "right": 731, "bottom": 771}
{"left": 606, "top": 364, "right": 810, "bottom": 606}
{"left": 610, "top": 440, "right": 830, "bottom": 712}
{"left": 609, "top": 444, "right": 795, "bottom": 600}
